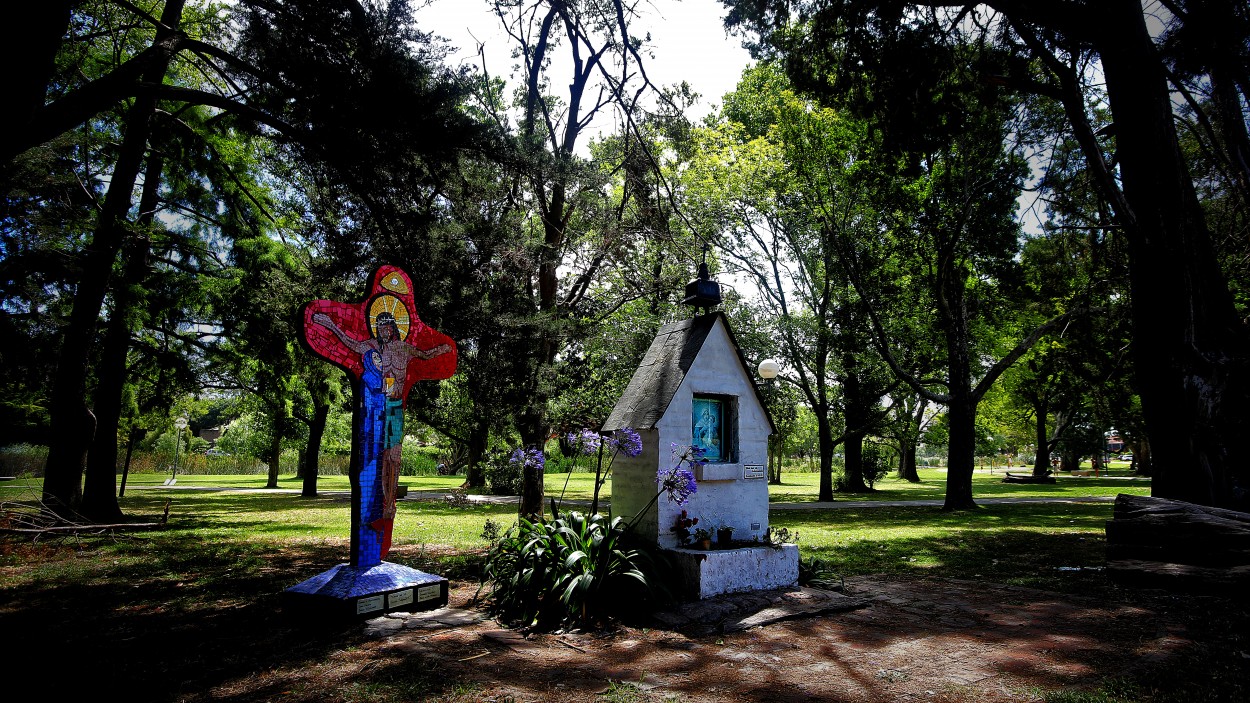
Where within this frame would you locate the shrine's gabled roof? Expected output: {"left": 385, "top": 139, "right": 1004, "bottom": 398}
{"left": 603, "top": 312, "right": 775, "bottom": 433}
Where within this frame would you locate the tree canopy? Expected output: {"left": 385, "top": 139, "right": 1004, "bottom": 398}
{"left": 3, "top": 0, "right": 1247, "bottom": 520}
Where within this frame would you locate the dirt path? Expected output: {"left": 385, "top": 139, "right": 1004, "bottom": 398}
{"left": 345, "top": 576, "right": 1204, "bottom": 702}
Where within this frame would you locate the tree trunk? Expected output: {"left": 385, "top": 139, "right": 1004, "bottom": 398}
{"left": 942, "top": 284, "right": 977, "bottom": 509}
{"left": 1134, "top": 437, "right": 1154, "bottom": 477}
{"left": 266, "top": 410, "right": 285, "bottom": 489}
{"left": 898, "top": 442, "right": 919, "bottom": 482}
{"left": 117, "top": 427, "right": 145, "bottom": 498}
{"left": 816, "top": 407, "right": 835, "bottom": 502}
{"left": 944, "top": 394, "right": 977, "bottom": 509}
{"left": 42, "top": 2, "right": 187, "bottom": 517}
{"left": 768, "top": 435, "right": 783, "bottom": 484}
{"left": 464, "top": 418, "right": 489, "bottom": 488}
{"left": 301, "top": 402, "right": 328, "bottom": 497}
{"left": 838, "top": 370, "right": 870, "bottom": 492}
{"left": 897, "top": 396, "right": 925, "bottom": 482}
{"left": 81, "top": 152, "right": 163, "bottom": 522}
{"left": 517, "top": 409, "right": 546, "bottom": 519}
{"left": 842, "top": 432, "right": 867, "bottom": 491}
{"left": 1032, "top": 397, "right": 1052, "bottom": 478}
{"left": 936, "top": 254, "right": 977, "bottom": 509}
{"left": 1105, "top": 494, "right": 1250, "bottom": 595}
{"left": 1097, "top": 2, "right": 1249, "bottom": 510}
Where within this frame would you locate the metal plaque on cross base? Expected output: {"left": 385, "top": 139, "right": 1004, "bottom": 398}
{"left": 282, "top": 562, "right": 449, "bottom": 620}
{"left": 283, "top": 265, "right": 457, "bottom": 620}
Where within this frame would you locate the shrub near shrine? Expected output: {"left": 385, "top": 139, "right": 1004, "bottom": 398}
{"left": 479, "top": 429, "right": 696, "bottom": 629}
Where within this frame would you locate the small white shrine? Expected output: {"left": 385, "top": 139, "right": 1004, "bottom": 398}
{"left": 603, "top": 310, "right": 799, "bottom": 599}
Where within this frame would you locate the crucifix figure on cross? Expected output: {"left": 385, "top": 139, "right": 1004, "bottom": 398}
{"left": 300, "top": 265, "right": 456, "bottom": 567}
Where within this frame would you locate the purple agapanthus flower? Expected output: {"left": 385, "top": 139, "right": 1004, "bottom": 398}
{"left": 567, "top": 428, "right": 602, "bottom": 456}
{"left": 657, "top": 466, "right": 698, "bottom": 505}
{"left": 657, "top": 443, "right": 703, "bottom": 506}
{"left": 670, "top": 442, "right": 709, "bottom": 467}
{"left": 611, "top": 428, "right": 643, "bottom": 458}
{"left": 509, "top": 447, "right": 545, "bottom": 472}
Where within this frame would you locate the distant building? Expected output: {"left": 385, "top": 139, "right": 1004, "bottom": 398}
{"left": 197, "top": 425, "right": 224, "bottom": 446}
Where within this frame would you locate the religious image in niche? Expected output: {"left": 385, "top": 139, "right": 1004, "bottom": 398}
{"left": 693, "top": 397, "right": 722, "bottom": 462}
{"left": 301, "top": 265, "right": 456, "bottom": 567}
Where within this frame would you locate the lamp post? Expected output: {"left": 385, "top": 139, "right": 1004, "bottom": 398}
{"left": 167, "top": 417, "right": 188, "bottom": 486}
{"left": 757, "top": 359, "right": 780, "bottom": 482}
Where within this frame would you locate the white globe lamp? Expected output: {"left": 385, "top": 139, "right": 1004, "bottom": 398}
{"left": 757, "top": 358, "right": 780, "bottom": 380}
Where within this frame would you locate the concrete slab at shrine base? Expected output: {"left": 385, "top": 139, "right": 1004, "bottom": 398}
{"left": 666, "top": 543, "right": 799, "bottom": 599}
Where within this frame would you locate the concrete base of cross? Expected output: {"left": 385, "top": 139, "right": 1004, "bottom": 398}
{"left": 282, "top": 561, "right": 448, "bottom": 621}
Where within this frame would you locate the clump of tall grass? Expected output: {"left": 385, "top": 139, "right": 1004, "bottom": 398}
{"left": 0, "top": 444, "right": 47, "bottom": 477}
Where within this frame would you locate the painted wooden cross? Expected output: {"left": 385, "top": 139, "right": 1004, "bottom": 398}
{"left": 300, "top": 265, "right": 456, "bottom": 567}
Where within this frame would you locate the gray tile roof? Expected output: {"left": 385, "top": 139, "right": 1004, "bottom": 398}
{"left": 603, "top": 312, "right": 775, "bottom": 433}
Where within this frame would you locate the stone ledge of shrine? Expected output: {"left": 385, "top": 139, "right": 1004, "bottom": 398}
{"left": 665, "top": 543, "right": 799, "bottom": 600}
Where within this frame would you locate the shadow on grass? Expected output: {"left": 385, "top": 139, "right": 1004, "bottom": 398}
{"left": 4, "top": 498, "right": 1245, "bottom": 703}
{"left": 772, "top": 503, "right": 1114, "bottom": 593}
{"left": 2, "top": 489, "right": 506, "bottom": 701}
{"left": 111, "top": 491, "right": 520, "bottom": 542}
{"left": 0, "top": 533, "right": 488, "bottom": 703}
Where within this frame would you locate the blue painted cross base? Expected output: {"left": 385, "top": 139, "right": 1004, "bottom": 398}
{"left": 283, "top": 561, "right": 448, "bottom": 621}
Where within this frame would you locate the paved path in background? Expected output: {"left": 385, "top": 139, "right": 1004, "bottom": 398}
{"left": 69, "top": 483, "right": 1129, "bottom": 509}
{"left": 401, "top": 491, "right": 1122, "bottom": 509}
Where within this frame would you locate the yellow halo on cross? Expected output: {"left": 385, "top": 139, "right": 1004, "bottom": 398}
{"left": 369, "top": 295, "right": 410, "bottom": 341}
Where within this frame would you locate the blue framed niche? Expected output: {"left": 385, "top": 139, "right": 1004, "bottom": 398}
{"left": 692, "top": 394, "right": 738, "bottom": 464}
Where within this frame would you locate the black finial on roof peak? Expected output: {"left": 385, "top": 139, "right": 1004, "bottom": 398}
{"left": 681, "top": 244, "right": 721, "bottom": 314}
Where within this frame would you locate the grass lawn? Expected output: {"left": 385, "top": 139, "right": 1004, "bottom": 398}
{"left": 767, "top": 466, "right": 1151, "bottom": 503}
{"left": 0, "top": 464, "right": 1145, "bottom": 578}
{"left": 771, "top": 502, "right": 1113, "bottom": 593}
{"left": 2, "top": 479, "right": 1121, "bottom": 591}
{"left": 2, "top": 462, "right": 1150, "bottom": 508}
{"left": 113, "top": 472, "right": 468, "bottom": 493}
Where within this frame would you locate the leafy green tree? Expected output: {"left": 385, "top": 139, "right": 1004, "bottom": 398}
{"left": 475, "top": 0, "right": 684, "bottom": 517}
{"left": 859, "top": 100, "right": 1080, "bottom": 508}
{"left": 7, "top": 0, "right": 484, "bottom": 518}
{"left": 883, "top": 393, "right": 931, "bottom": 483}
{"left": 683, "top": 64, "right": 897, "bottom": 500}
{"left": 39, "top": 0, "right": 192, "bottom": 517}
{"left": 722, "top": 0, "right": 1250, "bottom": 509}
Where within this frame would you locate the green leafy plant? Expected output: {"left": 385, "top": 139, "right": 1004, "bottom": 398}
{"left": 479, "top": 443, "right": 707, "bottom": 630}
{"left": 483, "top": 448, "right": 539, "bottom": 496}
{"left": 862, "top": 443, "right": 893, "bottom": 489}
{"left": 478, "top": 510, "right": 671, "bottom": 629}
{"left": 799, "top": 556, "right": 843, "bottom": 591}
{"left": 480, "top": 518, "right": 503, "bottom": 546}
{"left": 692, "top": 527, "right": 712, "bottom": 543}
{"left": 763, "top": 525, "right": 798, "bottom": 547}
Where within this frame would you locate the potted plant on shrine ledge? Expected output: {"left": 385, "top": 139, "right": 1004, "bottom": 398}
{"left": 716, "top": 523, "right": 733, "bottom": 548}
{"left": 692, "top": 527, "right": 713, "bottom": 550}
